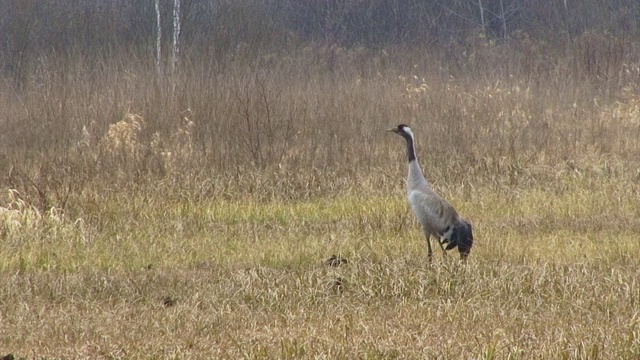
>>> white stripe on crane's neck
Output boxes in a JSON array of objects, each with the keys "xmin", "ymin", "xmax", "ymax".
[
  {"xmin": 403, "ymin": 127, "xmax": 417, "ymax": 163},
  {"xmin": 402, "ymin": 126, "xmax": 430, "ymax": 192},
  {"xmin": 403, "ymin": 126, "xmax": 414, "ymax": 139}
]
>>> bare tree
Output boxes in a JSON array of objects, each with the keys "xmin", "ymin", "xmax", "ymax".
[
  {"xmin": 438, "ymin": 0, "xmax": 523, "ymax": 40},
  {"xmin": 495, "ymin": 0, "xmax": 523, "ymax": 39},
  {"xmin": 499, "ymin": 0, "xmax": 506, "ymax": 38},
  {"xmin": 171, "ymin": 0, "xmax": 181, "ymax": 75},
  {"xmin": 478, "ymin": 0, "xmax": 487, "ymax": 38},
  {"xmin": 155, "ymin": 0, "xmax": 162, "ymax": 76}
]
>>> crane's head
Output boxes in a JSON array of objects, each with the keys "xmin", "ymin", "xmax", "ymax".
[{"xmin": 387, "ymin": 124, "xmax": 414, "ymax": 141}]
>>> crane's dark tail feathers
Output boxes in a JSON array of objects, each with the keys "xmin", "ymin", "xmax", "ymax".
[{"xmin": 442, "ymin": 221, "xmax": 474, "ymax": 260}]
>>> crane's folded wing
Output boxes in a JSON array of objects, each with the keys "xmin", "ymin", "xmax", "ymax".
[{"xmin": 407, "ymin": 190, "xmax": 459, "ymax": 236}]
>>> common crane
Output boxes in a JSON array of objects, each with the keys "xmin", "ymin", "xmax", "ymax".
[{"xmin": 388, "ymin": 124, "xmax": 474, "ymax": 261}]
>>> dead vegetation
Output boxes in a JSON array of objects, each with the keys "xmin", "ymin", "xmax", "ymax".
[{"xmin": 1, "ymin": 16, "xmax": 640, "ymax": 359}]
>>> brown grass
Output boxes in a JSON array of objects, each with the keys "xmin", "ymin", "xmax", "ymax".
[
  {"xmin": 1, "ymin": 36, "xmax": 640, "ymax": 358},
  {"xmin": 2, "ymin": 258, "xmax": 639, "ymax": 358}
]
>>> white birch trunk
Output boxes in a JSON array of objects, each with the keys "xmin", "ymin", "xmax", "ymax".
[
  {"xmin": 478, "ymin": 0, "xmax": 486, "ymax": 38},
  {"xmin": 171, "ymin": 0, "xmax": 181, "ymax": 75},
  {"xmin": 155, "ymin": 0, "xmax": 162, "ymax": 76}
]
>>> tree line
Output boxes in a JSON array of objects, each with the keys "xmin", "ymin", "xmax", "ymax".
[{"xmin": 1, "ymin": 0, "xmax": 638, "ymax": 80}]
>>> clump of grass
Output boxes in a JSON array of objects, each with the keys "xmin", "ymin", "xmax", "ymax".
[{"xmin": 0, "ymin": 188, "xmax": 92, "ymax": 272}]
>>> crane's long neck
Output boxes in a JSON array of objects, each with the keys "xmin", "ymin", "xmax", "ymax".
[
  {"xmin": 404, "ymin": 132, "xmax": 430, "ymax": 192},
  {"xmin": 405, "ymin": 134, "xmax": 417, "ymax": 163}
]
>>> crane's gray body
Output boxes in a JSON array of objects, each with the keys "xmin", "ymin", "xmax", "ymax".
[{"xmin": 390, "ymin": 124, "xmax": 473, "ymax": 260}]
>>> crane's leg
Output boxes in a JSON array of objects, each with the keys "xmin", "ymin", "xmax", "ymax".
[{"xmin": 425, "ymin": 235, "xmax": 433, "ymax": 261}]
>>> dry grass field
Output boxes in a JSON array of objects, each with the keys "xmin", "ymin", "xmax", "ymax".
[{"xmin": 1, "ymin": 36, "xmax": 640, "ymax": 358}]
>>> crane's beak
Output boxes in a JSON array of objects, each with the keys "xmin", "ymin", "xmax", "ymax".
[{"xmin": 386, "ymin": 127, "xmax": 398, "ymax": 133}]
